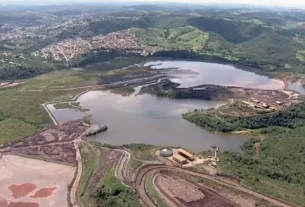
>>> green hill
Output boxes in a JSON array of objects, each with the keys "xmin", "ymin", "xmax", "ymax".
[
  {"xmin": 133, "ymin": 26, "xmax": 209, "ymax": 51},
  {"xmin": 189, "ymin": 17, "xmax": 267, "ymax": 43}
]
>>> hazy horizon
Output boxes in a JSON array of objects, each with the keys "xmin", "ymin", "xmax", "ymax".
[{"xmin": 1, "ymin": 0, "xmax": 305, "ymax": 9}]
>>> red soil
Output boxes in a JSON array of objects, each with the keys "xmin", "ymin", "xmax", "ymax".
[
  {"xmin": 30, "ymin": 187, "xmax": 56, "ymax": 198},
  {"xmin": 8, "ymin": 202, "xmax": 39, "ymax": 207},
  {"xmin": 0, "ymin": 199, "xmax": 39, "ymax": 207},
  {"xmin": 8, "ymin": 183, "xmax": 37, "ymax": 199}
]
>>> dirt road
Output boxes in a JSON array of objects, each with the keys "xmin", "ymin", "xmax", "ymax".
[
  {"xmin": 94, "ymin": 146, "xmax": 294, "ymax": 207},
  {"xmin": 133, "ymin": 165, "xmax": 295, "ymax": 207},
  {"xmin": 70, "ymin": 141, "xmax": 81, "ymax": 207}
]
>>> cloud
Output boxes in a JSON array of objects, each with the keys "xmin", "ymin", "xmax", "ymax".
[{"xmin": 1, "ymin": 0, "xmax": 305, "ymax": 8}]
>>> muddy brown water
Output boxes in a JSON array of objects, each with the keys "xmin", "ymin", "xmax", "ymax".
[
  {"xmin": 48, "ymin": 61, "xmax": 288, "ymax": 152},
  {"xmin": 144, "ymin": 61, "xmax": 284, "ymax": 89},
  {"xmin": 48, "ymin": 91, "xmax": 248, "ymax": 152},
  {"xmin": 288, "ymin": 81, "xmax": 305, "ymax": 95},
  {"xmin": 8, "ymin": 183, "xmax": 36, "ymax": 199},
  {"xmin": 30, "ymin": 187, "xmax": 56, "ymax": 198}
]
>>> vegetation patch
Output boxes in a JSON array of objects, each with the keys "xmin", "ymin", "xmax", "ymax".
[
  {"xmin": 129, "ymin": 159, "xmax": 143, "ymax": 172},
  {"xmin": 183, "ymin": 101, "xmax": 305, "ymax": 133},
  {"xmin": 95, "ymin": 165, "xmax": 141, "ymax": 207},
  {"xmin": 78, "ymin": 142, "xmax": 104, "ymax": 206},
  {"xmin": 0, "ymin": 71, "xmax": 100, "ymax": 144},
  {"xmin": 0, "ymin": 118, "xmax": 37, "ymax": 145},
  {"xmin": 189, "ymin": 17, "xmax": 266, "ymax": 43},
  {"xmin": 220, "ymin": 129, "xmax": 305, "ymax": 207},
  {"xmin": 110, "ymin": 87, "xmax": 135, "ymax": 96},
  {"xmin": 126, "ymin": 144, "xmax": 158, "ymax": 161},
  {"xmin": 133, "ymin": 26, "xmax": 209, "ymax": 51},
  {"xmin": 145, "ymin": 175, "xmax": 168, "ymax": 207},
  {"xmin": 296, "ymin": 50, "xmax": 305, "ymax": 63},
  {"xmin": 53, "ymin": 102, "xmax": 89, "ymax": 112},
  {"xmin": 184, "ymin": 101, "xmax": 305, "ymax": 206}
]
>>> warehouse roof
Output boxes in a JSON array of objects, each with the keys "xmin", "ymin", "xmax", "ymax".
[
  {"xmin": 173, "ymin": 154, "xmax": 187, "ymax": 162},
  {"xmin": 177, "ymin": 148, "xmax": 194, "ymax": 158}
]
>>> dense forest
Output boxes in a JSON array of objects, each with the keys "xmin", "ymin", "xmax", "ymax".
[
  {"xmin": 71, "ymin": 49, "xmax": 136, "ymax": 67},
  {"xmin": 221, "ymin": 126, "xmax": 305, "ymax": 206},
  {"xmin": 188, "ymin": 16, "xmax": 266, "ymax": 43},
  {"xmin": 0, "ymin": 65, "xmax": 53, "ymax": 80}
]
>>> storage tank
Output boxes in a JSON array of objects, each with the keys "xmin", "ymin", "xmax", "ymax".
[{"xmin": 160, "ymin": 148, "xmax": 173, "ymax": 157}]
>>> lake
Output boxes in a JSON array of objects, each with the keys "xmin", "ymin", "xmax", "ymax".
[
  {"xmin": 144, "ymin": 61, "xmax": 284, "ymax": 89},
  {"xmin": 288, "ymin": 81, "xmax": 305, "ymax": 95},
  {"xmin": 47, "ymin": 61, "xmax": 286, "ymax": 152},
  {"xmin": 48, "ymin": 91, "xmax": 248, "ymax": 152}
]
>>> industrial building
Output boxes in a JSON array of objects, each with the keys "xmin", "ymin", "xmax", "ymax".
[
  {"xmin": 177, "ymin": 148, "xmax": 195, "ymax": 161},
  {"xmin": 173, "ymin": 154, "xmax": 187, "ymax": 165},
  {"xmin": 159, "ymin": 148, "xmax": 173, "ymax": 157}
]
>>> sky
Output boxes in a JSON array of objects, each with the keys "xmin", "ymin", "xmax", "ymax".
[{"xmin": 1, "ymin": 0, "xmax": 305, "ymax": 8}]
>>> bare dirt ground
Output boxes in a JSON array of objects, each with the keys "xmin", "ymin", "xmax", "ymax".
[
  {"xmin": 0, "ymin": 119, "xmax": 90, "ymax": 165},
  {"xmin": 0, "ymin": 119, "xmax": 95, "ymax": 207},
  {"xmin": 134, "ymin": 164, "xmax": 293, "ymax": 207},
  {"xmin": 154, "ymin": 172, "xmax": 237, "ymax": 207},
  {"xmin": 156, "ymin": 174, "xmax": 205, "ymax": 203},
  {"xmin": 0, "ymin": 155, "xmax": 75, "ymax": 207}
]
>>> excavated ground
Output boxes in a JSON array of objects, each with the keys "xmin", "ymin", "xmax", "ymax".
[
  {"xmin": 0, "ymin": 119, "xmax": 90, "ymax": 165},
  {"xmin": 153, "ymin": 171, "xmax": 238, "ymax": 207}
]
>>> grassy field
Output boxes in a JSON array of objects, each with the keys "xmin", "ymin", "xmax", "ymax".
[
  {"xmin": 0, "ymin": 70, "xmax": 101, "ymax": 144},
  {"xmin": 133, "ymin": 26, "xmax": 209, "ymax": 51},
  {"xmin": 130, "ymin": 13, "xmax": 305, "ymax": 73},
  {"xmin": 145, "ymin": 175, "xmax": 169, "ymax": 207},
  {"xmin": 129, "ymin": 159, "xmax": 143, "ymax": 172},
  {"xmin": 127, "ymin": 144, "xmax": 158, "ymax": 161},
  {"xmin": 0, "ymin": 64, "xmax": 153, "ymax": 145}
]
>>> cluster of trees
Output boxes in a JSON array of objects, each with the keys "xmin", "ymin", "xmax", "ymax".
[
  {"xmin": 95, "ymin": 185, "xmax": 141, "ymax": 207},
  {"xmin": 72, "ymin": 49, "xmax": 133, "ymax": 68},
  {"xmin": 221, "ymin": 126, "xmax": 305, "ymax": 206},
  {"xmin": 0, "ymin": 65, "xmax": 53, "ymax": 80},
  {"xmin": 186, "ymin": 101, "xmax": 305, "ymax": 205},
  {"xmin": 184, "ymin": 101, "xmax": 305, "ymax": 132}
]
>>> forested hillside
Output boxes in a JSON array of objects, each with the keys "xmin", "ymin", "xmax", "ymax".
[
  {"xmin": 184, "ymin": 101, "xmax": 305, "ymax": 206},
  {"xmin": 183, "ymin": 101, "xmax": 305, "ymax": 132},
  {"xmin": 221, "ymin": 126, "xmax": 305, "ymax": 206}
]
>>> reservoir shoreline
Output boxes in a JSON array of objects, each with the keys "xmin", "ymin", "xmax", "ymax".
[{"xmin": 43, "ymin": 60, "xmax": 302, "ymax": 153}]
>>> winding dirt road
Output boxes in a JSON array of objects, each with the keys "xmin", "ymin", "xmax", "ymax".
[
  {"xmin": 103, "ymin": 148, "xmax": 294, "ymax": 207},
  {"xmin": 132, "ymin": 164, "xmax": 295, "ymax": 207},
  {"xmin": 70, "ymin": 141, "xmax": 81, "ymax": 207},
  {"xmin": 70, "ymin": 145, "xmax": 295, "ymax": 207}
]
